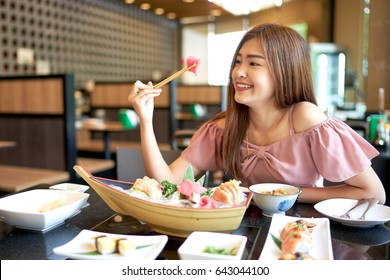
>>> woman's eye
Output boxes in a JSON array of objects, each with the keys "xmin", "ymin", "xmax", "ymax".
[
  {"xmin": 233, "ymin": 59, "xmax": 241, "ymax": 65},
  {"xmin": 250, "ymin": 61, "xmax": 261, "ymax": 66}
]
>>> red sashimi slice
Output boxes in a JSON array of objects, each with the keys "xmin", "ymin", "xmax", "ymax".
[
  {"xmin": 199, "ymin": 196, "xmax": 218, "ymax": 209},
  {"xmin": 178, "ymin": 179, "xmax": 207, "ymax": 197},
  {"xmin": 186, "ymin": 56, "xmax": 200, "ymax": 75},
  {"xmin": 153, "ymin": 56, "xmax": 200, "ymax": 89}
]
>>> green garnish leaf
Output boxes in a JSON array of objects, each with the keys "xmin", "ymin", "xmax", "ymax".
[
  {"xmin": 196, "ymin": 174, "xmax": 205, "ymax": 186},
  {"xmin": 183, "ymin": 164, "xmax": 195, "ymax": 182},
  {"xmin": 201, "ymin": 187, "xmax": 213, "ymax": 197},
  {"xmin": 271, "ymin": 233, "xmax": 282, "ymax": 249},
  {"xmin": 75, "ymin": 250, "xmax": 101, "ymax": 256},
  {"xmin": 136, "ymin": 244, "xmax": 154, "ymax": 249},
  {"xmin": 161, "ymin": 180, "xmax": 177, "ymax": 197}
]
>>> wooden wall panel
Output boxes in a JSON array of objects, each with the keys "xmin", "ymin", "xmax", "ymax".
[
  {"xmin": 0, "ymin": 74, "xmax": 77, "ymax": 179},
  {"xmin": 366, "ymin": 0, "xmax": 390, "ymax": 111},
  {"xmin": 176, "ymin": 86, "xmax": 224, "ymax": 105},
  {"xmin": 0, "ymin": 78, "xmax": 63, "ymax": 114},
  {"xmin": 91, "ymin": 83, "xmax": 170, "ymax": 108},
  {"xmin": 0, "ymin": 117, "xmax": 66, "ymax": 170}
]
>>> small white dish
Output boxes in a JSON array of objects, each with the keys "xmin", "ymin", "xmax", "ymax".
[
  {"xmin": 259, "ymin": 214, "xmax": 333, "ymax": 260},
  {"xmin": 50, "ymin": 183, "xmax": 89, "ymax": 193},
  {"xmin": 314, "ymin": 198, "xmax": 390, "ymax": 228},
  {"xmin": 0, "ymin": 189, "xmax": 89, "ymax": 231},
  {"xmin": 178, "ymin": 231, "xmax": 247, "ymax": 260},
  {"xmin": 53, "ymin": 230, "xmax": 168, "ymax": 260}
]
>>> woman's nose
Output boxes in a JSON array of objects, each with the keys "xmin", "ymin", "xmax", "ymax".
[{"xmin": 235, "ymin": 64, "xmax": 247, "ymax": 78}]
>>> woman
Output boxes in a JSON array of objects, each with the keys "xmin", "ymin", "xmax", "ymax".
[{"xmin": 129, "ymin": 23, "xmax": 386, "ymax": 204}]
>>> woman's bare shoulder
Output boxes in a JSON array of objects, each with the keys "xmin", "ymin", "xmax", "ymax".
[
  {"xmin": 212, "ymin": 117, "xmax": 225, "ymax": 129},
  {"xmin": 292, "ymin": 102, "xmax": 328, "ymax": 133}
]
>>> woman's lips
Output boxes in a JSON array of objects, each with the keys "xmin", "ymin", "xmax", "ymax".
[{"xmin": 235, "ymin": 82, "xmax": 253, "ymax": 91}]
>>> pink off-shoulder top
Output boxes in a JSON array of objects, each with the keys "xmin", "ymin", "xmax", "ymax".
[{"xmin": 181, "ymin": 106, "xmax": 379, "ymax": 188}]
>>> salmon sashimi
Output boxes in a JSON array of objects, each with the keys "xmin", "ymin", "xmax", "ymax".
[
  {"xmin": 279, "ymin": 219, "xmax": 316, "ymax": 260},
  {"xmin": 212, "ymin": 188, "xmax": 234, "ymax": 205},
  {"xmin": 212, "ymin": 179, "xmax": 243, "ymax": 206},
  {"xmin": 132, "ymin": 176, "xmax": 162, "ymax": 199}
]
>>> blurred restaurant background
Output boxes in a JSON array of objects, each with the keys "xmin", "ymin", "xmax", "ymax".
[{"xmin": 0, "ymin": 0, "xmax": 389, "ymax": 195}]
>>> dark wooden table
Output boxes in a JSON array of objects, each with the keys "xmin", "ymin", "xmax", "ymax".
[{"xmin": 0, "ymin": 184, "xmax": 389, "ymax": 260}]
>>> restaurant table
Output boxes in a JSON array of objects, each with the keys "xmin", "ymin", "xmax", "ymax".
[
  {"xmin": 77, "ymin": 121, "xmax": 134, "ymax": 159},
  {"xmin": 0, "ymin": 184, "xmax": 389, "ymax": 260}
]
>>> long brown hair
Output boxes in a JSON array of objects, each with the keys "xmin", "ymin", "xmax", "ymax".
[{"xmin": 209, "ymin": 23, "xmax": 317, "ymax": 180}]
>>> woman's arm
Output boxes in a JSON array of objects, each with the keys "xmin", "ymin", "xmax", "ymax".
[
  {"xmin": 128, "ymin": 81, "xmax": 199, "ymax": 184},
  {"xmin": 293, "ymin": 102, "xmax": 386, "ymax": 204},
  {"xmin": 299, "ymin": 166, "xmax": 386, "ymax": 204}
]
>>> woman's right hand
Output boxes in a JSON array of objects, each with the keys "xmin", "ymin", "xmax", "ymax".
[{"xmin": 128, "ymin": 80, "xmax": 162, "ymax": 125}]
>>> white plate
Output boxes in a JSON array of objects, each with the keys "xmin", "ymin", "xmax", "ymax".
[
  {"xmin": 49, "ymin": 183, "xmax": 89, "ymax": 193},
  {"xmin": 259, "ymin": 214, "xmax": 333, "ymax": 260},
  {"xmin": 314, "ymin": 198, "xmax": 390, "ymax": 228},
  {"xmin": 53, "ymin": 230, "xmax": 168, "ymax": 260},
  {"xmin": 0, "ymin": 190, "xmax": 89, "ymax": 231},
  {"xmin": 178, "ymin": 231, "xmax": 247, "ymax": 260}
]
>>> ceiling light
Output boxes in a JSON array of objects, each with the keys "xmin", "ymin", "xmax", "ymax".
[
  {"xmin": 154, "ymin": 8, "xmax": 165, "ymax": 15},
  {"xmin": 140, "ymin": 3, "xmax": 151, "ymax": 10},
  {"xmin": 210, "ymin": 9, "xmax": 222, "ymax": 16},
  {"xmin": 124, "ymin": 0, "xmax": 135, "ymax": 4},
  {"xmin": 274, "ymin": 0, "xmax": 283, "ymax": 7},
  {"xmin": 208, "ymin": 0, "xmax": 283, "ymax": 16},
  {"xmin": 166, "ymin": 12, "xmax": 177, "ymax": 19},
  {"xmin": 183, "ymin": 0, "xmax": 195, "ymax": 3}
]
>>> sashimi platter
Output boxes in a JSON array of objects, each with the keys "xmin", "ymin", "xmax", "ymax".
[
  {"xmin": 118, "ymin": 170, "xmax": 247, "ymax": 209},
  {"xmin": 74, "ymin": 165, "xmax": 253, "ymax": 238}
]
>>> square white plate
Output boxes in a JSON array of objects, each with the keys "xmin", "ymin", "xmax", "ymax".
[
  {"xmin": 49, "ymin": 183, "xmax": 89, "ymax": 193},
  {"xmin": 178, "ymin": 231, "xmax": 247, "ymax": 260},
  {"xmin": 0, "ymin": 189, "xmax": 89, "ymax": 231},
  {"xmin": 314, "ymin": 198, "xmax": 390, "ymax": 228},
  {"xmin": 53, "ymin": 230, "xmax": 168, "ymax": 260},
  {"xmin": 259, "ymin": 214, "xmax": 333, "ymax": 260}
]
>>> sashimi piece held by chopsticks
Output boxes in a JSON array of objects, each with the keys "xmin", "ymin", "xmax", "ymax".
[{"xmin": 154, "ymin": 56, "xmax": 200, "ymax": 89}]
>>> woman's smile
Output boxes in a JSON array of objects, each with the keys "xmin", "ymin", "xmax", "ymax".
[{"xmin": 234, "ymin": 82, "xmax": 254, "ymax": 91}]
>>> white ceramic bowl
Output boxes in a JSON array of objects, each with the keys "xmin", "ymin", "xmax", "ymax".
[
  {"xmin": 249, "ymin": 183, "xmax": 301, "ymax": 217},
  {"xmin": 49, "ymin": 183, "xmax": 89, "ymax": 193},
  {"xmin": 178, "ymin": 231, "xmax": 247, "ymax": 260},
  {"xmin": 0, "ymin": 189, "xmax": 89, "ymax": 231}
]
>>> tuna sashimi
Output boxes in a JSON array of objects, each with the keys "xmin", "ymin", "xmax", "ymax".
[
  {"xmin": 186, "ymin": 56, "xmax": 201, "ymax": 75},
  {"xmin": 178, "ymin": 179, "xmax": 207, "ymax": 197},
  {"xmin": 154, "ymin": 55, "xmax": 200, "ymax": 89},
  {"xmin": 198, "ymin": 196, "xmax": 218, "ymax": 209}
]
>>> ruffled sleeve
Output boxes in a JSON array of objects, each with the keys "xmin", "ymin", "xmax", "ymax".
[
  {"xmin": 307, "ymin": 118, "xmax": 379, "ymax": 182},
  {"xmin": 181, "ymin": 122, "xmax": 224, "ymax": 171}
]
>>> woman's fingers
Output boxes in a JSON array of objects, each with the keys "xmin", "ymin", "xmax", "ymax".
[{"xmin": 129, "ymin": 81, "xmax": 161, "ymax": 103}]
